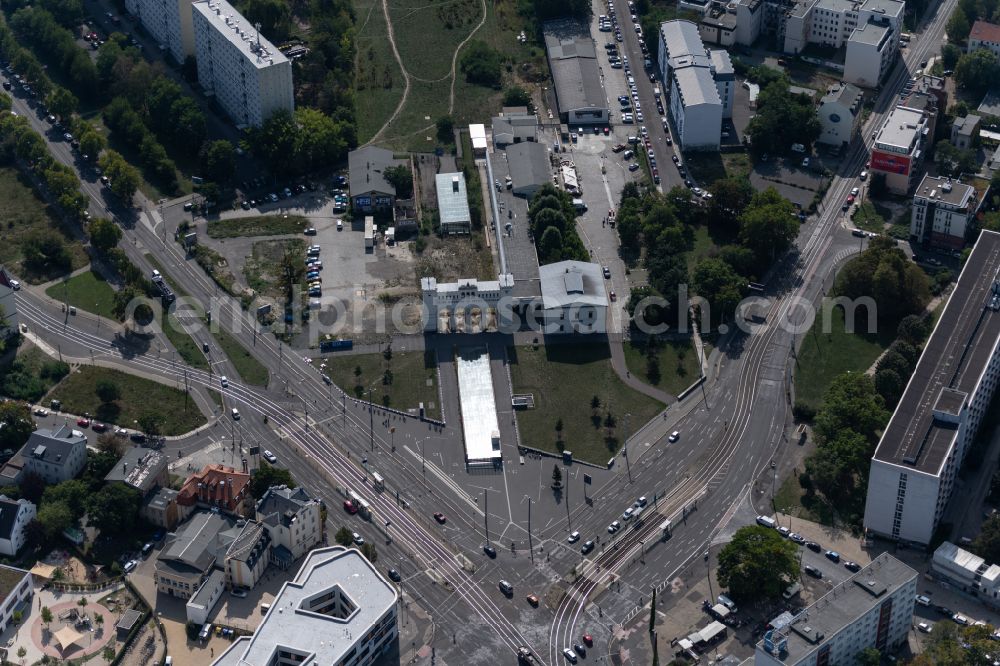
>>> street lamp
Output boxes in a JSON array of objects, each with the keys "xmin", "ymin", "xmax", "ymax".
[{"xmin": 623, "ymin": 413, "xmax": 633, "ymax": 483}]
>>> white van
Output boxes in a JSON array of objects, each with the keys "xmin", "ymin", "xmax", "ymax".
[
  {"xmin": 756, "ymin": 515, "xmax": 777, "ymax": 529},
  {"xmin": 572, "ymin": 199, "xmax": 587, "ymax": 212}
]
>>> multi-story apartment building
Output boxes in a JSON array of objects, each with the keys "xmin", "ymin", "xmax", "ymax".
[
  {"xmin": 863, "ymin": 231, "xmax": 1000, "ymax": 546},
  {"xmin": 191, "ymin": 0, "xmax": 294, "ymax": 128},
  {"xmin": 969, "ymin": 20, "xmax": 1000, "ymax": 57},
  {"xmin": 0, "ymin": 496, "xmax": 35, "ymax": 557},
  {"xmin": 255, "ymin": 484, "xmax": 324, "ymax": 568},
  {"xmin": 911, "ymin": 175, "xmax": 983, "ymax": 250},
  {"xmin": 658, "ymin": 20, "xmax": 733, "ymax": 151},
  {"xmin": 17, "ymin": 426, "xmax": 87, "ymax": 485},
  {"xmin": 124, "ymin": 0, "xmax": 196, "ymax": 63},
  {"xmin": 755, "ymin": 554, "xmax": 916, "ymax": 665},
  {"xmin": 213, "ymin": 546, "xmax": 399, "ymax": 666},
  {"xmin": 869, "ymin": 104, "xmax": 930, "ymax": 195},
  {"xmin": 817, "ymin": 81, "xmax": 863, "ymax": 146}
]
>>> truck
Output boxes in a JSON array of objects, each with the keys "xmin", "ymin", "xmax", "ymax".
[
  {"xmin": 653, "ymin": 86, "xmax": 661, "ymax": 99},
  {"xmin": 660, "ymin": 518, "xmax": 672, "ymax": 539},
  {"xmin": 364, "ymin": 215, "xmax": 375, "ymax": 249}
]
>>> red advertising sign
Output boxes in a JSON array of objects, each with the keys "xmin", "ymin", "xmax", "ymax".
[{"xmin": 870, "ymin": 150, "xmax": 911, "ymax": 176}]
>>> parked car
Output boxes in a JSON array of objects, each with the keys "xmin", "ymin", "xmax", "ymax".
[
  {"xmin": 123, "ymin": 560, "xmax": 138, "ymax": 573},
  {"xmin": 568, "ymin": 531, "xmax": 580, "ymax": 543},
  {"xmin": 805, "ymin": 541, "xmax": 821, "ymax": 553},
  {"xmin": 387, "ymin": 568, "xmax": 402, "ymax": 582},
  {"xmin": 804, "ymin": 565, "xmax": 822, "ymax": 578},
  {"xmin": 581, "ymin": 540, "xmax": 595, "ymax": 555},
  {"xmin": 433, "ymin": 512, "xmax": 447, "ymax": 524},
  {"xmin": 526, "ymin": 594, "xmax": 540, "ymax": 606},
  {"xmin": 844, "ymin": 561, "xmax": 861, "ymax": 572},
  {"xmin": 825, "ymin": 550, "xmax": 840, "ymax": 563},
  {"xmin": 499, "ymin": 580, "xmax": 514, "ymax": 596},
  {"xmin": 563, "ymin": 648, "xmax": 579, "ymax": 664},
  {"xmin": 231, "ymin": 588, "xmax": 248, "ymax": 598},
  {"xmin": 351, "ymin": 532, "xmax": 364, "ymax": 546},
  {"xmin": 608, "ymin": 521, "xmax": 621, "ymax": 533},
  {"xmin": 263, "ymin": 450, "xmax": 277, "ymax": 463}
]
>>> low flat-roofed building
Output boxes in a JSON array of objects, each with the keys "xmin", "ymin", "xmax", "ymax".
[
  {"xmin": 435, "ymin": 173, "xmax": 472, "ymax": 235},
  {"xmin": 538, "ymin": 261, "xmax": 608, "ymax": 334},
  {"xmin": 543, "ymin": 20, "xmax": 609, "ymax": 125},
  {"xmin": 932, "ymin": 541, "xmax": 1000, "ymax": 608},
  {"xmin": 105, "ymin": 447, "xmax": 168, "ymax": 495},
  {"xmin": 491, "ymin": 107, "xmax": 538, "ymax": 146},
  {"xmin": 0, "ymin": 565, "xmax": 31, "ymax": 635},
  {"xmin": 212, "ymin": 546, "xmax": 399, "ymax": 666},
  {"xmin": 469, "ymin": 123, "xmax": 487, "ymax": 155},
  {"xmin": 186, "ymin": 568, "xmax": 225, "ymax": 625},
  {"xmin": 911, "ymin": 174, "xmax": 983, "ymax": 250},
  {"xmin": 864, "ymin": 230, "xmax": 1000, "ymax": 545},
  {"xmin": 755, "ymin": 554, "xmax": 916, "ymax": 665},
  {"xmin": 348, "ymin": 146, "xmax": 406, "ymax": 213},
  {"xmin": 505, "ymin": 142, "xmax": 550, "ymax": 198}
]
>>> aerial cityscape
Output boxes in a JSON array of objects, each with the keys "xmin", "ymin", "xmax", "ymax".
[{"xmin": 1, "ymin": 0, "xmax": 1000, "ymax": 662}]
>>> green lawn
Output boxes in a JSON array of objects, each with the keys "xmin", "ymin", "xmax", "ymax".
[
  {"xmin": 207, "ymin": 215, "xmax": 308, "ymax": 239},
  {"xmin": 684, "ymin": 222, "xmax": 739, "ymax": 278},
  {"xmin": 773, "ymin": 474, "xmax": 837, "ymax": 526},
  {"xmin": 143, "ymin": 255, "xmax": 210, "ymax": 372},
  {"xmin": 49, "ymin": 366, "xmax": 207, "ymax": 435},
  {"xmin": 850, "ymin": 202, "xmax": 890, "ymax": 233},
  {"xmin": 622, "ymin": 338, "xmax": 701, "ymax": 396},
  {"xmin": 324, "ymin": 349, "xmax": 440, "ymax": 420},
  {"xmin": 44, "ymin": 270, "xmax": 117, "ymax": 320},
  {"xmin": 0, "ymin": 167, "xmax": 88, "ymax": 284},
  {"xmin": 212, "ymin": 326, "xmax": 269, "ymax": 386},
  {"xmin": 793, "ymin": 305, "xmax": 894, "ymax": 411},
  {"xmin": 353, "ymin": 0, "xmax": 406, "ymax": 143},
  {"xmin": 508, "ymin": 343, "xmax": 665, "ymax": 463}
]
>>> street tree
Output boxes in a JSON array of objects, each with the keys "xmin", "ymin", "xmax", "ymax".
[
  {"xmin": 360, "ymin": 542, "xmax": 378, "ymax": 563},
  {"xmin": 335, "ymin": 526, "xmax": 353, "ymax": 547},
  {"xmin": 738, "ymin": 189, "xmax": 799, "ymax": 267},
  {"xmin": 552, "ymin": 464, "xmax": 562, "ymax": 485},
  {"xmin": 692, "ymin": 258, "xmax": 745, "ymax": 324},
  {"xmin": 955, "ymin": 48, "xmax": 1000, "ymax": 91},
  {"xmin": 717, "ymin": 526, "xmax": 799, "ymax": 601},
  {"xmin": 45, "ymin": 87, "xmax": 78, "ymax": 119},
  {"xmin": 249, "ymin": 462, "xmax": 296, "ymax": 498},
  {"xmin": 33, "ymin": 500, "xmax": 73, "ymax": 542},
  {"xmin": 137, "ymin": 412, "xmax": 162, "ymax": 438},
  {"xmin": 87, "ymin": 218, "xmax": 122, "ymax": 254},
  {"xmin": 86, "ymin": 484, "xmax": 141, "ymax": 534},
  {"xmin": 200, "ymin": 140, "xmax": 236, "ymax": 184},
  {"xmin": 857, "ymin": 648, "xmax": 881, "ymax": 666},
  {"xmin": 813, "ymin": 372, "xmax": 889, "ymax": 445},
  {"xmin": 41, "ymin": 606, "xmax": 52, "ymax": 628}
]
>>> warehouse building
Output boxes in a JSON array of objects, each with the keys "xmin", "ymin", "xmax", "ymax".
[
  {"xmin": 505, "ymin": 142, "xmax": 550, "ymax": 198},
  {"xmin": 543, "ymin": 21, "xmax": 609, "ymax": 125},
  {"xmin": 192, "ymin": 0, "xmax": 294, "ymax": 128},
  {"xmin": 863, "ymin": 230, "xmax": 1000, "ymax": 546}
]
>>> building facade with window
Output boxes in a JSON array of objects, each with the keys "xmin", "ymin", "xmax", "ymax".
[
  {"xmin": 191, "ymin": 0, "xmax": 293, "ymax": 128},
  {"xmin": 911, "ymin": 175, "xmax": 982, "ymax": 250},
  {"xmin": 125, "ymin": 0, "xmax": 196, "ymax": 63},
  {"xmin": 864, "ymin": 231, "xmax": 1000, "ymax": 545}
]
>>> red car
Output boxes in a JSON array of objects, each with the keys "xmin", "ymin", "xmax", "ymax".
[
  {"xmin": 91, "ymin": 422, "xmax": 107, "ymax": 433},
  {"xmin": 603, "ymin": 127, "xmax": 610, "ymax": 135},
  {"xmin": 343, "ymin": 500, "xmax": 358, "ymax": 514},
  {"xmin": 582, "ymin": 634, "xmax": 594, "ymax": 647},
  {"xmin": 76, "ymin": 417, "xmax": 90, "ymax": 428},
  {"xmin": 433, "ymin": 512, "xmax": 447, "ymax": 524}
]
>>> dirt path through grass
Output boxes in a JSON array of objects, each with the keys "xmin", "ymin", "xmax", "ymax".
[{"xmin": 368, "ymin": 0, "xmax": 487, "ymax": 143}]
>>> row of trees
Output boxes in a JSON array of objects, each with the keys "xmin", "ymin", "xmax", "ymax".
[
  {"xmin": 103, "ymin": 98, "xmax": 179, "ymax": 192},
  {"xmin": 528, "ymin": 183, "xmax": 589, "ymax": 264},
  {"xmin": 245, "ymin": 108, "xmax": 354, "ymax": 176},
  {"xmin": 8, "ymin": 7, "xmax": 99, "ymax": 100}
]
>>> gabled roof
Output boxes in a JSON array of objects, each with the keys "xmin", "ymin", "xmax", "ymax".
[
  {"xmin": 22, "ymin": 426, "xmax": 85, "ymax": 467},
  {"xmin": 256, "ymin": 485, "xmax": 317, "ymax": 528},
  {"xmin": 971, "ymin": 19, "xmax": 1000, "ymax": 44},
  {"xmin": 158, "ymin": 511, "xmax": 233, "ymax": 573},
  {"xmin": 348, "ymin": 146, "xmax": 405, "ymax": 198}
]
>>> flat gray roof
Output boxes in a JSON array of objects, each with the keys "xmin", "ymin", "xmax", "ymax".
[
  {"xmin": 435, "ymin": 173, "xmax": 472, "ymax": 226},
  {"xmin": 104, "ymin": 447, "xmax": 166, "ymax": 491},
  {"xmin": 543, "ymin": 20, "xmax": 608, "ymax": 115},
  {"xmin": 821, "ymin": 82, "xmax": 862, "ymax": 110},
  {"xmin": 758, "ymin": 554, "xmax": 916, "ymax": 662},
  {"xmin": 861, "ymin": 0, "xmax": 904, "ymax": 19},
  {"xmin": 506, "ymin": 142, "xmax": 550, "ymax": 192},
  {"xmin": 874, "ymin": 106, "xmax": 925, "ymax": 152},
  {"xmin": 913, "ymin": 175, "xmax": 975, "ymax": 208},
  {"xmin": 538, "ymin": 261, "xmax": 608, "ymax": 309},
  {"xmin": 192, "ymin": 0, "xmax": 288, "ymax": 70},
  {"xmin": 212, "ymin": 546, "xmax": 397, "ymax": 666},
  {"xmin": 873, "ymin": 230, "xmax": 1000, "ymax": 474},
  {"xmin": 456, "ymin": 347, "xmax": 502, "ymax": 462},
  {"xmin": 849, "ymin": 21, "xmax": 890, "ymax": 46},
  {"xmin": 660, "ymin": 21, "xmax": 722, "ymax": 108},
  {"xmin": 348, "ymin": 146, "xmax": 404, "ymax": 198}
]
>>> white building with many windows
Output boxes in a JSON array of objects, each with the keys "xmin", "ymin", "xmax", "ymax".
[
  {"xmin": 125, "ymin": 0, "xmax": 196, "ymax": 63},
  {"xmin": 755, "ymin": 554, "xmax": 916, "ymax": 666},
  {"xmin": 863, "ymin": 230, "xmax": 1000, "ymax": 546},
  {"xmin": 657, "ymin": 20, "xmax": 733, "ymax": 151},
  {"xmin": 212, "ymin": 546, "xmax": 398, "ymax": 666},
  {"xmin": 911, "ymin": 175, "xmax": 983, "ymax": 250},
  {"xmin": 191, "ymin": 0, "xmax": 294, "ymax": 128}
]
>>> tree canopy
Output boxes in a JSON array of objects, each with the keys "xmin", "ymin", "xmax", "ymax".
[
  {"xmin": 834, "ymin": 236, "xmax": 931, "ymax": 325},
  {"xmin": 746, "ymin": 78, "xmax": 821, "ymax": 154},
  {"xmin": 459, "ymin": 41, "xmax": 504, "ymax": 89},
  {"xmin": 717, "ymin": 526, "xmax": 800, "ymax": 601},
  {"xmin": 527, "ymin": 184, "xmax": 588, "ymax": 264},
  {"xmin": 250, "ymin": 462, "xmax": 296, "ymax": 498},
  {"xmin": 955, "ymin": 49, "xmax": 1000, "ymax": 91},
  {"xmin": 0, "ymin": 403, "xmax": 34, "ymax": 455},
  {"xmin": 86, "ymin": 484, "xmax": 141, "ymax": 534}
]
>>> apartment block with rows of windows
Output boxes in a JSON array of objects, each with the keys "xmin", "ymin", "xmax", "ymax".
[
  {"xmin": 863, "ymin": 230, "xmax": 1000, "ymax": 546},
  {"xmin": 191, "ymin": 0, "xmax": 293, "ymax": 128}
]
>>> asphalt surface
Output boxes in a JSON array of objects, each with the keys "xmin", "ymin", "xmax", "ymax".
[{"xmin": 4, "ymin": 0, "xmax": 961, "ymax": 662}]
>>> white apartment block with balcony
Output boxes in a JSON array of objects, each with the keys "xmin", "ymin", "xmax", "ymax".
[
  {"xmin": 125, "ymin": 0, "xmax": 196, "ymax": 63},
  {"xmin": 192, "ymin": 0, "xmax": 294, "ymax": 128},
  {"xmin": 863, "ymin": 231, "xmax": 1000, "ymax": 546}
]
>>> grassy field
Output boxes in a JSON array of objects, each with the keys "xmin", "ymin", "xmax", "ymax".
[
  {"xmin": 43, "ymin": 270, "xmax": 117, "ymax": 320},
  {"xmin": 355, "ymin": 0, "xmax": 539, "ymax": 148},
  {"xmin": 243, "ymin": 239, "xmax": 305, "ymax": 298},
  {"xmin": 207, "ymin": 215, "xmax": 308, "ymax": 239},
  {"xmin": 508, "ymin": 343, "xmax": 665, "ymax": 462},
  {"xmin": 324, "ymin": 349, "xmax": 440, "ymax": 419},
  {"xmin": 143, "ymin": 254, "xmax": 210, "ymax": 371},
  {"xmin": 0, "ymin": 344, "xmax": 70, "ymax": 402},
  {"xmin": 622, "ymin": 338, "xmax": 701, "ymax": 396},
  {"xmin": 793, "ymin": 305, "xmax": 894, "ymax": 411},
  {"xmin": 773, "ymin": 473, "xmax": 836, "ymax": 526},
  {"xmin": 0, "ymin": 168, "xmax": 88, "ymax": 284},
  {"xmin": 212, "ymin": 326, "xmax": 270, "ymax": 386},
  {"xmin": 49, "ymin": 366, "xmax": 207, "ymax": 435}
]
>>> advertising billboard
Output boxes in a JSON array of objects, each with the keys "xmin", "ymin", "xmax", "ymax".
[{"xmin": 870, "ymin": 150, "xmax": 911, "ymax": 176}]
